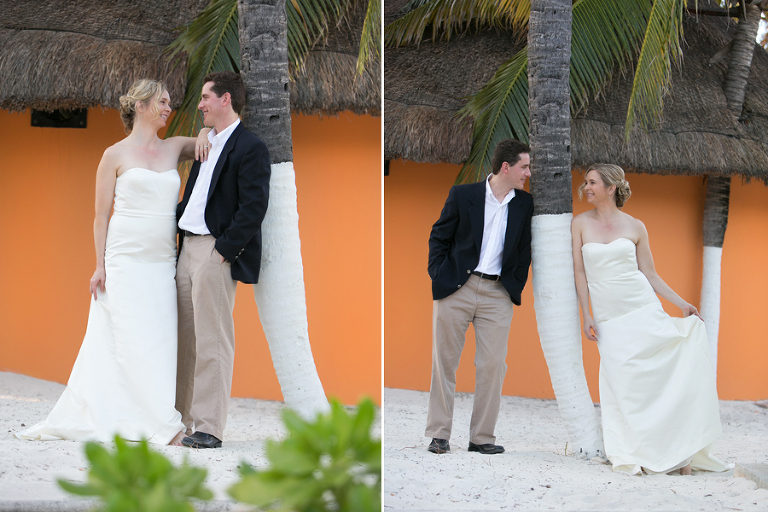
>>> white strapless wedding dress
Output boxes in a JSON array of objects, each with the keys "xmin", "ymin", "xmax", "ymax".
[
  {"xmin": 16, "ymin": 168, "xmax": 185, "ymax": 445},
  {"xmin": 582, "ymin": 238, "xmax": 729, "ymax": 474}
]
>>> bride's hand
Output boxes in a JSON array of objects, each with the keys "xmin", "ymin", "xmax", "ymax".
[
  {"xmin": 681, "ymin": 302, "xmax": 702, "ymax": 320},
  {"xmin": 90, "ymin": 267, "xmax": 106, "ymax": 301},
  {"xmin": 195, "ymin": 128, "xmax": 212, "ymax": 162},
  {"xmin": 583, "ymin": 316, "xmax": 598, "ymax": 341}
]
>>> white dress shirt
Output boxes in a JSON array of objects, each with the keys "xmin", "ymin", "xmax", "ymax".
[
  {"xmin": 178, "ymin": 118, "xmax": 241, "ymax": 234},
  {"xmin": 474, "ymin": 175, "xmax": 516, "ymax": 276}
]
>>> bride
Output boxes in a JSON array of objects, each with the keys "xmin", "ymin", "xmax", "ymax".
[
  {"xmin": 17, "ymin": 79, "xmax": 209, "ymax": 446},
  {"xmin": 571, "ymin": 164, "xmax": 729, "ymax": 475}
]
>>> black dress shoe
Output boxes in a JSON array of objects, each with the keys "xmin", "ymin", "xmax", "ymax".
[
  {"xmin": 428, "ymin": 438, "xmax": 450, "ymax": 454},
  {"xmin": 181, "ymin": 431, "xmax": 222, "ymax": 449},
  {"xmin": 468, "ymin": 441, "xmax": 504, "ymax": 454}
]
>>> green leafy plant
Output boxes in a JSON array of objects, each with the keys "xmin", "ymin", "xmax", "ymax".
[
  {"xmin": 58, "ymin": 435, "xmax": 213, "ymax": 512},
  {"xmin": 229, "ymin": 398, "xmax": 381, "ymax": 512}
]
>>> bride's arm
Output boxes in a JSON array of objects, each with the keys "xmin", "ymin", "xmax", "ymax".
[
  {"xmin": 572, "ymin": 217, "xmax": 598, "ymax": 341},
  {"xmin": 90, "ymin": 150, "xmax": 118, "ymax": 301},
  {"xmin": 635, "ymin": 221, "xmax": 701, "ymax": 319},
  {"xmin": 171, "ymin": 128, "xmax": 212, "ymax": 162}
]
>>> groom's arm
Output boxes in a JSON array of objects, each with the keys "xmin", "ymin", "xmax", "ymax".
[
  {"xmin": 428, "ymin": 186, "xmax": 460, "ymax": 280},
  {"xmin": 214, "ymin": 138, "xmax": 271, "ymax": 262},
  {"xmin": 513, "ymin": 196, "xmax": 534, "ymax": 290}
]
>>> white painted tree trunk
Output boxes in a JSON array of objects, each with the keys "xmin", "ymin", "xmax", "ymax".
[
  {"xmin": 531, "ymin": 213, "xmax": 604, "ymax": 458},
  {"xmin": 700, "ymin": 246, "xmax": 722, "ymax": 377},
  {"xmin": 253, "ymin": 161, "xmax": 329, "ymax": 419}
]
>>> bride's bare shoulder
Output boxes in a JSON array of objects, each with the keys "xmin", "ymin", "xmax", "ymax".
[
  {"xmin": 571, "ymin": 211, "xmax": 595, "ymax": 240},
  {"xmin": 103, "ymin": 139, "xmax": 133, "ymax": 156},
  {"xmin": 572, "ymin": 210, "xmax": 595, "ymax": 224},
  {"xmin": 626, "ymin": 215, "xmax": 648, "ymax": 239},
  {"xmin": 96, "ymin": 141, "xmax": 133, "ymax": 174},
  {"xmin": 625, "ymin": 214, "xmax": 644, "ymax": 227}
]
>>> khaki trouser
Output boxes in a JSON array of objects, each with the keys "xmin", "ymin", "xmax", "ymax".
[
  {"xmin": 175, "ymin": 235, "xmax": 238, "ymax": 440},
  {"xmin": 425, "ymin": 274, "xmax": 514, "ymax": 445}
]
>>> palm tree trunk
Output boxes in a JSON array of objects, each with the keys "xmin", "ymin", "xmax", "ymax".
[
  {"xmin": 723, "ymin": 3, "xmax": 760, "ymax": 112},
  {"xmin": 701, "ymin": 2, "xmax": 759, "ymax": 377},
  {"xmin": 238, "ymin": 0, "xmax": 328, "ymax": 418},
  {"xmin": 528, "ymin": 0, "xmax": 603, "ymax": 458},
  {"xmin": 701, "ymin": 175, "xmax": 730, "ymax": 375}
]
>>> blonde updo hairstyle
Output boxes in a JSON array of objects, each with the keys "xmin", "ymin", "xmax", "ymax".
[
  {"xmin": 578, "ymin": 163, "xmax": 632, "ymax": 208},
  {"xmin": 119, "ymin": 79, "xmax": 167, "ymax": 134}
]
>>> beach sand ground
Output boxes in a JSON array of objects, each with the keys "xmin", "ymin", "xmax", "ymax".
[
  {"xmin": 0, "ymin": 371, "xmax": 377, "ymax": 510},
  {"xmin": 383, "ymin": 387, "xmax": 768, "ymax": 511},
  {"xmin": 3, "ymin": 372, "xmax": 765, "ymax": 511}
]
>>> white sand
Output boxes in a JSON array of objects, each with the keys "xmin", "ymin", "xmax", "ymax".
[
  {"xmin": 0, "ymin": 371, "xmax": 293, "ymax": 503},
  {"xmin": 3, "ymin": 372, "xmax": 765, "ymax": 510},
  {"xmin": 383, "ymin": 387, "xmax": 768, "ymax": 511}
]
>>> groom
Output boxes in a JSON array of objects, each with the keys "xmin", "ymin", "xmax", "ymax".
[
  {"xmin": 425, "ymin": 139, "xmax": 533, "ymax": 455},
  {"xmin": 175, "ymin": 71, "xmax": 271, "ymax": 449}
]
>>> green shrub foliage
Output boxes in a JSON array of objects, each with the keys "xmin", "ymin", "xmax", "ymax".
[
  {"xmin": 58, "ymin": 436, "xmax": 213, "ymax": 512},
  {"xmin": 229, "ymin": 398, "xmax": 381, "ymax": 512}
]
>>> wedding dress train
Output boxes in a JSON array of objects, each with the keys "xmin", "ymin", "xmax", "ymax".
[{"xmin": 16, "ymin": 168, "xmax": 184, "ymax": 444}]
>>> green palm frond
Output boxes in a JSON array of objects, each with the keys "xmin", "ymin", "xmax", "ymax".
[
  {"xmin": 455, "ymin": 0, "xmax": 688, "ymax": 183},
  {"xmin": 357, "ymin": 0, "xmax": 381, "ymax": 75},
  {"xmin": 397, "ymin": 0, "xmax": 434, "ymax": 16},
  {"xmin": 570, "ymin": 0, "xmax": 651, "ymax": 116},
  {"xmin": 456, "ymin": 47, "xmax": 529, "ymax": 183},
  {"xmin": 166, "ymin": 0, "xmax": 240, "ymax": 137},
  {"xmin": 384, "ymin": 0, "xmax": 531, "ymax": 47},
  {"xmin": 166, "ymin": 0, "xmax": 355, "ymax": 137},
  {"xmin": 287, "ymin": 0, "xmax": 351, "ymax": 70},
  {"xmin": 624, "ymin": 0, "xmax": 684, "ymax": 139},
  {"xmin": 456, "ymin": 0, "xmax": 652, "ymax": 183}
]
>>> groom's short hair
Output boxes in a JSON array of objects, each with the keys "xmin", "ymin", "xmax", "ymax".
[
  {"xmin": 491, "ymin": 139, "xmax": 530, "ymax": 175},
  {"xmin": 203, "ymin": 71, "xmax": 246, "ymax": 115}
]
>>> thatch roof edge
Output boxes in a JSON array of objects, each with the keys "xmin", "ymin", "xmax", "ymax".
[
  {"xmin": 0, "ymin": 0, "xmax": 380, "ymax": 117},
  {"xmin": 0, "ymin": 28, "xmax": 187, "ymax": 113},
  {"xmin": 384, "ymin": 99, "xmax": 469, "ymax": 163},
  {"xmin": 291, "ymin": 50, "xmax": 380, "ymax": 117},
  {"xmin": 572, "ymin": 119, "xmax": 768, "ymax": 180}
]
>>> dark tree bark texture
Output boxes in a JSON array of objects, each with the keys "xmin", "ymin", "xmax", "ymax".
[
  {"xmin": 723, "ymin": 3, "xmax": 760, "ymax": 113},
  {"xmin": 238, "ymin": 0, "xmax": 293, "ymax": 164},
  {"xmin": 702, "ymin": 175, "xmax": 731, "ymax": 248},
  {"xmin": 528, "ymin": 0, "xmax": 573, "ymax": 216},
  {"xmin": 703, "ymin": 2, "xmax": 760, "ymax": 249}
]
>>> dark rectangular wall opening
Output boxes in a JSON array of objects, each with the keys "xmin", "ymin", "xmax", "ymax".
[{"xmin": 31, "ymin": 109, "xmax": 87, "ymax": 128}]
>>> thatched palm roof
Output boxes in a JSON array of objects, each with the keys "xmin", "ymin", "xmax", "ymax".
[
  {"xmin": 0, "ymin": 0, "xmax": 380, "ymax": 116},
  {"xmin": 385, "ymin": 27, "xmax": 521, "ymax": 163},
  {"xmin": 293, "ymin": 0, "xmax": 380, "ymax": 116},
  {"xmin": 385, "ymin": 5, "xmax": 768, "ymax": 181},
  {"xmin": 0, "ymin": 0, "xmax": 205, "ymax": 112},
  {"xmin": 572, "ymin": 16, "xmax": 768, "ymax": 180}
]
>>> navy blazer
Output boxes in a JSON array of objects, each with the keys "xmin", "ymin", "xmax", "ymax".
[
  {"xmin": 177, "ymin": 123, "xmax": 271, "ymax": 284},
  {"xmin": 428, "ymin": 180, "xmax": 533, "ymax": 305}
]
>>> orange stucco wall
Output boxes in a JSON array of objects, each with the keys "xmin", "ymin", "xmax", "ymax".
[
  {"xmin": 384, "ymin": 159, "xmax": 768, "ymax": 401},
  {"xmin": 0, "ymin": 108, "xmax": 381, "ymax": 406}
]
